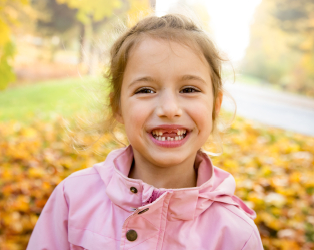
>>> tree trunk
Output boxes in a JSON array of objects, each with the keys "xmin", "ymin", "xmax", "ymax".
[{"xmin": 78, "ymin": 22, "xmax": 86, "ymax": 65}]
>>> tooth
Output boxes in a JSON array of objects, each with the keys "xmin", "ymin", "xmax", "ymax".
[
  {"xmin": 184, "ymin": 130, "xmax": 186, "ymax": 134},
  {"xmin": 179, "ymin": 136, "xmax": 182, "ymax": 140},
  {"xmin": 167, "ymin": 137, "xmax": 171, "ymax": 141},
  {"xmin": 171, "ymin": 138, "xmax": 173, "ymax": 141},
  {"xmin": 177, "ymin": 131, "xmax": 181, "ymax": 136},
  {"xmin": 175, "ymin": 136, "xmax": 178, "ymax": 141},
  {"xmin": 161, "ymin": 137, "xmax": 165, "ymax": 141},
  {"xmin": 159, "ymin": 131, "xmax": 162, "ymax": 136}
]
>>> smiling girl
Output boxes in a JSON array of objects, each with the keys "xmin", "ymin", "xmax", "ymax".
[{"xmin": 27, "ymin": 14, "xmax": 263, "ymax": 250}]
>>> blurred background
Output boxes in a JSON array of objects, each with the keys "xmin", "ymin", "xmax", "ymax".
[{"xmin": 0, "ymin": 0, "xmax": 314, "ymax": 249}]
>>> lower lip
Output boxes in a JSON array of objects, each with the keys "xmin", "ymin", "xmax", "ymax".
[{"xmin": 148, "ymin": 133, "xmax": 190, "ymax": 148}]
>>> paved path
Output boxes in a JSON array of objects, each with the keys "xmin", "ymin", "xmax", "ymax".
[{"xmin": 223, "ymin": 82, "xmax": 314, "ymax": 137}]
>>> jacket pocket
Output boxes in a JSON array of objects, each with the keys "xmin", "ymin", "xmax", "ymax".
[{"xmin": 68, "ymin": 226, "xmax": 119, "ymax": 250}]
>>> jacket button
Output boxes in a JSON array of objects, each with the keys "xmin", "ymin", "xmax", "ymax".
[
  {"xmin": 130, "ymin": 187, "xmax": 138, "ymax": 193},
  {"xmin": 126, "ymin": 229, "xmax": 138, "ymax": 241}
]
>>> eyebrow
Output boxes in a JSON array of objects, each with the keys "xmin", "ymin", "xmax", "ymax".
[
  {"xmin": 128, "ymin": 76, "xmax": 156, "ymax": 88},
  {"xmin": 181, "ymin": 74, "xmax": 207, "ymax": 84}
]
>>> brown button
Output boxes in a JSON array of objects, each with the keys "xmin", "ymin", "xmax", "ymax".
[
  {"xmin": 130, "ymin": 187, "xmax": 138, "ymax": 193},
  {"xmin": 138, "ymin": 208, "xmax": 149, "ymax": 214},
  {"xmin": 126, "ymin": 229, "xmax": 137, "ymax": 241}
]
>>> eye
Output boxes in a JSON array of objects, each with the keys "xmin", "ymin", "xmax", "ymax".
[
  {"xmin": 180, "ymin": 87, "xmax": 200, "ymax": 93},
  {"xmin": 135, "ymin": 88, "xmax": 155, "ymax": 94}
]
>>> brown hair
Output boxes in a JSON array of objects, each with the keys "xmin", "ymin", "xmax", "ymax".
[{"xmin": 106, "ymin": 14, "xmax": 226, "ymax": 137}]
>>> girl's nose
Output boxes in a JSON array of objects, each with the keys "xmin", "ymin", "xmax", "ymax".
[{"xmin": 156, "ymin": 90, "xmax": 183, "ymax": 119}]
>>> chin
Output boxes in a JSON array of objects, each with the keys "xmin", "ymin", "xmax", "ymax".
[{"xmin": 150, "ymin": 154, "xmax": 188, "ymax": 168}]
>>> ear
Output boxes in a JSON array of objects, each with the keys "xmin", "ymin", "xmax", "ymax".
[
  {"xmin": 215, "ymin": 91, "xmax": 223, "ymax": 115},
  {"xmin": 110, "ymin": 92, "xmax": 124, "ymax": 124}
]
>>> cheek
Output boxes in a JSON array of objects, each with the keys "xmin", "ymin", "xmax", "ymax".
[
  {"xmin": 122, "ymin": 101, "xmax": 150, "ymax": 135},
  {"xmin": 188, "ymin": 99, "xmax": 213, "ymax": 126}
]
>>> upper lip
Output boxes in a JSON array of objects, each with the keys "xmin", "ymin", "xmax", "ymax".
[{"xmin": 148, "ymin": 124, "xmax": 190, "ymax": 133}]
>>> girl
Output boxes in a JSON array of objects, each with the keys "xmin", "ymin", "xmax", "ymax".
[{"xmin": 27, "ymin": 14, "xmax": 263, "ymax": 250}]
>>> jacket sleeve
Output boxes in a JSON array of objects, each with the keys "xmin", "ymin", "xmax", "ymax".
[
  {"xmin": 27, "ymin": 180, "xmax": 70, "ymax": 250},
  {"xmin": 241, "ymin": 228, "xmax": 264, "ymax": 250}
]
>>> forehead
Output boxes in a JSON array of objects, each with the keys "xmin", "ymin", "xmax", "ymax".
[{"xmin": 126, "ymin": 36, "xmax": 211, "ymax": 74}]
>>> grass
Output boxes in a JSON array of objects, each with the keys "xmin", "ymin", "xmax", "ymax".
[{"xmin": 0, "ymin": 77, "xmax": 106, "ymax": 123}]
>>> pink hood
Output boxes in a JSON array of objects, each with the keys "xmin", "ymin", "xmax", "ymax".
[{"xmin": 97, "ymin": 145, "xmax": 256, "ymax": 221}]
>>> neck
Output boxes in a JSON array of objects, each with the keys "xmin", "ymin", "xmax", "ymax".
[{"xmin": 128, "ymin": 150, "xmax": 197, "ymax": 189}]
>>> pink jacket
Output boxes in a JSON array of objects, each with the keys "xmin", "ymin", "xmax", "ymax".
[{"xmin": 27, "ymin": 146, "xmax": 263, "ymax": 250}]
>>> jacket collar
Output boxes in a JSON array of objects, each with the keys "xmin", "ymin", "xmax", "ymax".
[{"xmin": 94, "ymin": 146, "xmax": 256, "ymax": 221}]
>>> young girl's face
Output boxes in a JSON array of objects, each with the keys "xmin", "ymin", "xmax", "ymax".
[{"xmin": 116, "ymin": 37, "xmax": 222, "ymax": 168}]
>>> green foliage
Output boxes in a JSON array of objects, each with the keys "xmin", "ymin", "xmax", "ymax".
[
  {"xmin": 0, "ymin": 0, "xmax": 29, "ymax": 90},
  {"xmin": 56, "ymin": 0, "xmax": 123, "ymax": 24},
  {"xmin": 241, "ymin": 0, "xmax": 314, "ymax": 96},
  {"xmin": 0, "ymin": 42, "xmax": 16, "ymax": 90}
]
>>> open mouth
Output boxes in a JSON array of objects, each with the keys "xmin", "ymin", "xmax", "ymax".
[{"xmin": 151, "ymin": 129, "xmax": 187, "ymax": 141}]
